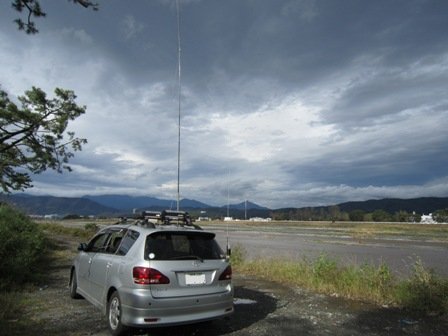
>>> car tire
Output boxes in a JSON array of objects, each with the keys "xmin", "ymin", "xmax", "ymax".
[
  {"xmin": 107, "ymin": 291, "xmax": 131, "ymax": 336},
  {"xmin": 69, "ymin": 269, "xmax": 82, "ymax": 299}
]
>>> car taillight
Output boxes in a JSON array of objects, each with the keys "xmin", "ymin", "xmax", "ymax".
[
  {"xmin": 219, "ymin": 265, "xmax": 232, "ymax": 280},
  {"xmin": 133, "ymin": 267, "xmax": 170, "ymax": 285}
]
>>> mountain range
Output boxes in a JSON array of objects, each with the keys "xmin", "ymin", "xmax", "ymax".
[
  {"xmin": 336, "ymin": 197, "xmax": 448, "ymax": 214},
  {"xmin": 1, "ymin": 193, "xmax": 447, "ymax": 218},
  {"xmin": 0, "ymin": 193, "xmax": 268, "ymax": 216},
  {"xmin": 83, "ymin": 194, "xmax": 211, "ymax": 211},
  {"xmin": 0, "ymin": 194, "xmax": 117, "ymax": 216}
]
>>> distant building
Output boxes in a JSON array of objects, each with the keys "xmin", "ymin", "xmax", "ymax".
[
  {"xmin": 249, "ymin": 217, "xmax": 272, "ymax": 222},
  {"xmin": 196, "ymin": 210, "xmax": 210, "ymax": 221},
  {"xmin": 420, "ymin": 213, "xmax": 436, "ymax": 224},
  {"xmin": 44, "ymin": 214, "xmax": 61, "ymax": 220},
  {"xmin": 223, "ymin": 217, "xmax": 233, "ymax": 221}
]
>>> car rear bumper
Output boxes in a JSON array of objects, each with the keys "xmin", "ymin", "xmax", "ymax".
[{"xmin": 119, "ymin": 286, "xmax": 234, "ymax": 328}]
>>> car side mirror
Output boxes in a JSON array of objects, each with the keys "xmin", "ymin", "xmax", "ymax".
[{"xmin": 77, "ymin": 243, "xmax": 88, "ymax": 251}]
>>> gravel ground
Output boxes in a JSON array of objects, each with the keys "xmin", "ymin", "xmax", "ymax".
[{"xmin": 4, "ymin": 235, "xmax": 447, "ymax": 336}]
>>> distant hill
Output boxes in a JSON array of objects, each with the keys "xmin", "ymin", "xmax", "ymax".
[
  {"xmin": 1, "ymin": 193, "xmax": 269, "ymax": 217},
  {"xmin": 84, "ymin": 194, "xmax": 268, "ymax": 212},
  {"xmin": 337, "ymin": 197, "xmax": 448, "ymax": 214},
  {"xmin": 83, "ymin": 194, "xmax": 173, "ymax": 210},
  {"xmin": 3, "ymin": 193, "xmax": 447, "ymax": 219},
  {"xmin": 83, "ymin": 195, "xmax": 211, "ymax": 211},
  {"xmin": 179, "ymin": 198, "xmax": 212, "ymax": 209},
  {"xmin": 224, "ymin": 201, "xmax": 270, "ymax": 210},
  {"xmin": 0, "ymin": 194, "xmax": 118, "ymax": 216},
  {"xmin": 272, "ymin": 197, "xmax": 448, "ymax": 221}
]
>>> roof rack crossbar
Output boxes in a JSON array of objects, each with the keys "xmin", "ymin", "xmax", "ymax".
[{"xmin": 134, "ymin": 210, "xmax": 201, "ymax": 229}]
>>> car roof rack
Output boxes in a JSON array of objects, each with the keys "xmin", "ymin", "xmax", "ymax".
[{"xmin": 134, "ymin": 210, "xmax": 202, "ymax": 229}]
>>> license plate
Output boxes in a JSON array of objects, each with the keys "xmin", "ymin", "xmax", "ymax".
[{"xmin": 185, "ymin": 273, "xmax": 206, "ymax": 285}]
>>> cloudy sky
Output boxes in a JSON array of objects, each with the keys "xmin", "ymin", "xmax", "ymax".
[{"xmin": 1, "ymin": 0, "xmax": 448, "ymax": 209}]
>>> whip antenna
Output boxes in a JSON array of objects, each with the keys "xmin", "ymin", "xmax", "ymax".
[{"xmin": 176, "ymin": 0, "xmax": 182, "ymax": 211}]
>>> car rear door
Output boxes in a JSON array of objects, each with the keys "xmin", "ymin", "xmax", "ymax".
[
  {"xmin": 77, "ymin": 231, "xmax": 110, "ymax": 299},
  {"xmin": 145, "ymin": 231, "xmax": 230, "ymax": 299},
  {"xmin": 88, "ymin": 229, "xmax": 127, "ymax": 306}
]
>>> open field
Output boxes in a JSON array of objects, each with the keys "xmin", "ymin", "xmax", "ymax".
[
  {"xmin": 201, "ymin": 220, "xmax": 448, "ymax": 278},
  {"xmin": 202, "ymin": 220, "xmax": 448, "ymax": 242},
  {"xmin": 43, "ymin": 218, "xmax": 448, "ymax": 241}
]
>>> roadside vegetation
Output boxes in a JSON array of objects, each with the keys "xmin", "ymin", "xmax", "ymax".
[
  {"xmin": 0, "ymin": 204, "xmax": 46, "ymax": 289},
  {"xmin": 0, "ymin": 204, "xmax": 45, "ymax": 326},
  {"xmin": 231, "ymin": 244, "xmax": 448, "ymax": 315},
  {"xmin": 0, "ymin": 204, "xmax": 97, "ymax": 327}
]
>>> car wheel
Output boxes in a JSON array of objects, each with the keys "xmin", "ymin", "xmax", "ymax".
[
  {"xmin": 69, "ymin": 269, "xmax": 82, "ymax": 299},
  {"xmin": 107, "ymin": 291, "xmax": 131, "ymax": 336}
]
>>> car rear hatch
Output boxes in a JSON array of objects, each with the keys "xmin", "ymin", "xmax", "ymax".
[{"xmin": 144, "ymin": 230, "xmax": 231, "ymax": 299}]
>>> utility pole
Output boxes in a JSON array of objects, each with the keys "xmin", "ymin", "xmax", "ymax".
[{"xmin": 245, "ymin": 200, "xmax": 247, "ymax": 220}]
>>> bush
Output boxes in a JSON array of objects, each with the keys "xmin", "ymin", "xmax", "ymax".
[
  {"xmin": 84, "ymin": 222, "xmax": 99, "ymax": 232},
  {"xmin": 396, "ymin": 258, "xmax": 448, "ymax": 314},
  {"xmin": 312, "ymin": 254, "xmax": 338, "ymax": 283},
  {"xmin": 230, "ymin": 244, "xmax": 246, "ymax": 266},
  {"xmin": 0, "ymin": 204, "xmax": 46, "ymax": 289}
]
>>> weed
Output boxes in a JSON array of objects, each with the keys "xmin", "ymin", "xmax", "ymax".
[
  {"xmin": 230, "ymin": 243, "xmax": 246, "ymax": 266},
  {"xmin": 236, "ymin": 254, "xmax": 447, "ymax": 315},
  {"xmin": 84, "ymin": 222, "xmax": 99, "ymax": 232},
  {"xmin": 312, "ymin": 254, "xmax": 338, "ymax": 284},
  {"xmin": 396, "ymin": 258, "xmax": 448, "ymax": 314}
]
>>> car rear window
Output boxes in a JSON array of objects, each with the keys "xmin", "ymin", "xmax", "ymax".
[{"xmin": 145, "ymin": 231, "xmax": 224, "ymax": 261}]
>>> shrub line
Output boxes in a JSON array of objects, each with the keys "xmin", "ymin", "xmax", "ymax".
[{"xmin": 231, "ymin": 244, "xmax": 448, "ymax": 315}]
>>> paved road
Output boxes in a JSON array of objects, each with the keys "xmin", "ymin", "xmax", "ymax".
[{"xmin": 210, "ymin": 224, "xmax": 448, "ymax": 277}]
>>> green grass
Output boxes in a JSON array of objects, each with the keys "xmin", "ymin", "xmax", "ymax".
[{"xmin": 232, "ymin": 245, "xmax": 448, "ymax": 314}]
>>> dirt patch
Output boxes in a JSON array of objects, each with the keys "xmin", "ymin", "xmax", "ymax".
[{"xmin": 4, "ymin": 235, "xmax": 447, "ymax": 336}]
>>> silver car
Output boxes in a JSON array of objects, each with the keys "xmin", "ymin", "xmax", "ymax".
[{"xmin": 69, "ymin": 211, "xmax": 234, "ymax": 336}]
